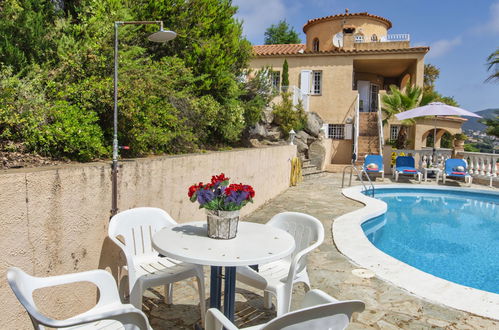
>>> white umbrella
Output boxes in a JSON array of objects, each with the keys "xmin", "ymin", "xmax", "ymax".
[{"xmin": 395, "ymin": 102, "xmax": 482, "ymax": 164}]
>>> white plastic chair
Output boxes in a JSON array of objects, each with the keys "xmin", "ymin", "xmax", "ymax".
[
  {"xmin": 205, "ymin": 289, "xmax": 365, "ymax": 330},
  {"xmin": 236, "ymin": 212, "xmax": 325, "ymax": 316},
  {"xmin": 7, "ymin": 267, "xmax": 151, "ymax": 330},
  {"xmin": 108, "ymin": 207, "xmax": 206, "ymax": 321}
]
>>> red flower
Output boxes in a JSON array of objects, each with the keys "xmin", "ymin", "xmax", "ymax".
[
  {"xmin": 211, "ymin": 173, "xmax": 229, "ymax": 185},
  {"xmin": 187, "ymin": 182, "xmax": 204, "ymax": 197}
]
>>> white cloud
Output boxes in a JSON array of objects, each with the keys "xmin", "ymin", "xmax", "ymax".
[
  {"xmin": 472, "ymin": 1, "xmax": 499, "ymax": 34},
  {"xmin": 486, "ymin": 1, "xmax": 499, "ymax": 33},
  {"xmin": 233, "ymin": 0, "xmax": 288, "ymax": 43},
  {"xmin": 427, "ymin": 37, "xmax": 462, "ymax": 59}
]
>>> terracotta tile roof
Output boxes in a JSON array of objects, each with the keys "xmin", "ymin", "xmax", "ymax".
[
  {"xmin": 303, "ymin": 12, "xmax": 392, "ymax": 32},
  {"xmin": 252, "ymin": 44, "xmax": 306, "ymax": 56},
  {"xmin": 252, "ymin": 44, "xmax": 429, "ymax": 57}
]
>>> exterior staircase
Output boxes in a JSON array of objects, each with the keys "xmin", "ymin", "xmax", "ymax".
[
  {"xmin": 302, "ymin": 158, "xmax": 326, "ymax": 180},
  {"xmin": 356, "ymin": 112, "xmax": 381, "ymax": 165}
]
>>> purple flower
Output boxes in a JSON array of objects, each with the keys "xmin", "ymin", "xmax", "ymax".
[
  {"xmin": 197, "ymin": 189, "xmax": 215, "ymax": 205},
  {"xmin": 224, "ymin": 191, "xmax": 249, "ymax": 206}
]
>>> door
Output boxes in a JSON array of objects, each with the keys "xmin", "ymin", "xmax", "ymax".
[
  {"xmin": 357, "ymin": 80, "xmax": 370, "ymax": 112},
  {"xmin": 370, "ymin": 83, "xmax": 380, "ymax": 112}
]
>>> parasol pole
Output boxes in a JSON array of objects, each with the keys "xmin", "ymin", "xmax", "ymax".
[{"xmin": 433, "ymin": 115, "xmax": 437, "ymax": 167}]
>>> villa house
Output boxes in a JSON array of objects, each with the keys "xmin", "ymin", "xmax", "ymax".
[{"xmin": 250, "ymin": 11, "xmax": 465, "ymax": 169}]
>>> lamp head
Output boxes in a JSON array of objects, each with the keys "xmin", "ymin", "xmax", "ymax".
[{"xmin": 148, "ymin": 29, "xmax": 177, "ymax": 43}]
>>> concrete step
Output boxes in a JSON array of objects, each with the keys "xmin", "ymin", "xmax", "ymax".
[
  {"xmin": 303, "ymin": 170, "xmax": 327, "ymax": 180},
  {"xmin": 302, "ymin": 165, "xmax": 320, "ymax": 175},
  {"xmin": 325, "ymin": 163, "xmax": 352, "ymax": 173}
]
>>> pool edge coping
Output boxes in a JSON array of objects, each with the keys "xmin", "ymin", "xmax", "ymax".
[{"xmin": 333, "ymin": 184, "xmax": 499, "ymax": 320}]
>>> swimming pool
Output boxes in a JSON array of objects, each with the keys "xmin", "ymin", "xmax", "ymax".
[
  {"xmin": 334, "ymin": 185, "xmax": 499, "ymax": 319},
  {"xmin": 361, "ymin": 188, "xmax": 499, "ymax": 294}
]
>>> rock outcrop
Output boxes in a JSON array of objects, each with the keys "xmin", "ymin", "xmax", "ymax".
[{"xmin": 244, "ymin": 107, "xmax": 326, "ymax": 166}]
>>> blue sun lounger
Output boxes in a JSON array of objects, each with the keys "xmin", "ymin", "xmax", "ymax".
[
  {"xmin": 363, "ymin": 155, "xmax": 384, "ymax": 180},
  {"xmin": 442, "ymin": 158, "xmax": 472, "ymax": 186},
  {"xmin": 394, "ymin": 156, "xmax": 421, "ymax": 183}
]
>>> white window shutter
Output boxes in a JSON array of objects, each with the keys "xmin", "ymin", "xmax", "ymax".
[
  {"xmin": 345, "ymin": 124, "xmax": 353, "ymax": 140},
  {"xmin": 321, "ymin": 124, "xmax": 329, "ymax": 138},
  {"xmin": 300, "ymin": 70, "xmax": 312, "ymax": 95}
]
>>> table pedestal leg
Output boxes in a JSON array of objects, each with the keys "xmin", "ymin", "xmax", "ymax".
[
  {"xmin": 223, "ymin": 266, "xmax": 236, "ymax": 322},
  {"xmin": 210, "ymin": 266, "xmax": 222, "ymax": 310}
]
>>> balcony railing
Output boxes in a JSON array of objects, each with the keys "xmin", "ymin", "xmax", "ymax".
[
  {"xmin": 380, "ymin": 34, "xmax": 410, "ymax": 42},
  {"xmin": 354, "ymin": 34, "xmax": 410, "ymax": 43},
  {"xmin": 389, "ymin": 148, "xmax": 498, "ymax": 187}
]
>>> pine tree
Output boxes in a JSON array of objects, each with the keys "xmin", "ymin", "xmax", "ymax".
[
  {"xmin": 282, "ymin": 59, "xmax": 289, "ymax": 89},
  {"xmin": 264, "ymin": 20, "xmax": 301, "ymax": 45}
]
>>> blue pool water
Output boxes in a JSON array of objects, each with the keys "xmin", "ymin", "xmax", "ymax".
[{"xmin": 362, "ymin": 188, "xmax": 499, "ymax": 294}]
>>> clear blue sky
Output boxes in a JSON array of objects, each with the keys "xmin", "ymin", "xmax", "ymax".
[{"xmin": 233, "ymin": 0, "xmax": 499, "ymax": 112}]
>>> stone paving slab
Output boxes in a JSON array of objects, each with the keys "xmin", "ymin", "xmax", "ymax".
[{"xmin": 145, "ymin": 173, "xmax": 498, "ymax": 329}]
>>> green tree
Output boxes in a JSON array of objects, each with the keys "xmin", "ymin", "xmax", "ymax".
[
  {"xmin": 272, "ymin": 92, "xmax": 306, "ymax": 137},
  {"xmin": 486, "ymin": 48, "xmax": 499, "ymax": 82},
  {"xmin": 264, "ymin": 20, "xmax": 301, "ymax": 45},
  {"xmin": 0, "ymin": 0, "xmax": 267, "ymax": 161},
  {"xmin": 239, "ymin": 67, "xmax": 274, "ymax": 126},
  {"xmin": 0, "ymin": 0, "xmax": 62, "ymax": 72},
  {"xmin": 282, "ymin": 59, "xmax": 289, "ymax": 89},
  {"xmin": 424, "ymin": 63, "xmax": 440, "ymax": 91},
  {"xmin": 479, "ymin": 111, "xmax": 499, "ymax": 137}
]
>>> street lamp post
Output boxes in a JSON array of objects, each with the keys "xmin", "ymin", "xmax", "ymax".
[{"xmin": 111, "ymin": 21, "xmax": 177, "ymax": 216}]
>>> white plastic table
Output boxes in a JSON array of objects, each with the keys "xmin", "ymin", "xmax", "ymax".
[
  {"xmin": 152, "ymin": 221, "xmax": 295, "ymax": 322},
  {"xmin": 424, "ymin": 167, "xmax": 442, "ymax": 182}
]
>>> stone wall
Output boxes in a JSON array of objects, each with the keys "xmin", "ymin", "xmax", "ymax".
[{"xmin": 0, "ymin": 145, "xmax": 296, "ymax": 329}]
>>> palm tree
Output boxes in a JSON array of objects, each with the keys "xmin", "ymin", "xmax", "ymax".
[
  {"xmin": 486, "ymin": 48, "xmax": 499, "ymax": 82},
  {"xmin": 381, "ymin": 83, "xmax": 435, "ymax": 148}
]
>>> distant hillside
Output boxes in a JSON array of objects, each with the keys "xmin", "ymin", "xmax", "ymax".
[{"xmin": 462, "ymin": 108, "xmax": 498, "ymax": 132}]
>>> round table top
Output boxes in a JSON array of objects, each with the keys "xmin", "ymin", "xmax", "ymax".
[{"xmin": 152, "ymin": 221, "xmax": 295, "ymax": 267}]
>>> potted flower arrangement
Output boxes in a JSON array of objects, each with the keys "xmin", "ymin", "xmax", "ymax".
[
  {"xmin": 188, "ymin": 173, "xmax": 255, "ymax": 239},
  {"xmin": 453, "ymin": 133, "xmax": 467, "ymax": 148}
]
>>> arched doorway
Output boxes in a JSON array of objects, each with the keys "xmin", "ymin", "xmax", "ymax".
[{"xmin": 422, "ymin": 129, "xmax": 453, "ymax": 148}]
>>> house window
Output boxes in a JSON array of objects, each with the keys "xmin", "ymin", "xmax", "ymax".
[
  {"xmin": 313, "ymin": 38, "xmax": 320, "ymax": 51},
  {"xmin": 271, "ymin": 71, "xmax": 280, "ymax": 91},
  {"xmin": 354, "ymin": 34, "xmax": 364, "ymax": 43},
  {"xmin": 328, "ymin": 124, "xmax": 345, "ymax": 139},
  {"xmin": 390, "ymin": 125, "xmax": 401, "ymax": 141},
  {"xmin": 371, "ymin": 34, "xmax": 378, "ymax": 42},
  {"xmin": 312, "ymin": 70, "xmax": 322, "ymax": 95}
]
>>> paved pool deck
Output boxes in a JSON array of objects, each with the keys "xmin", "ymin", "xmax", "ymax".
[{"xmin": 145, "ymin": 173, "xmax": 498, "ymax": 329}]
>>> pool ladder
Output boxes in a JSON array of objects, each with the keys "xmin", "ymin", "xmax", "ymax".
[{"xmin": 341, "ymin": 165, "xmax": 375, "ymax": 197}]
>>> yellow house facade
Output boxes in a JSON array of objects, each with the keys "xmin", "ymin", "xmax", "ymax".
[{"xmin": 250, "ymin": 11, "xmax": 463, "ymax": 167}]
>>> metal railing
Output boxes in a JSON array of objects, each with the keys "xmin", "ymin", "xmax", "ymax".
[
  {"xmin": 377, "ymin": 93, "xmax": 384, "ymax": 157},
  {"xmin": 380, "ymin": 34, "xmax": 410, "ymax": 42},
  {"xmin": 290, "ymin": 85, "xmax": 310, "ymax": 112},
  {"xmin": 353, "ymin": 94, "xmax": 360, "ymax": 161},
  {"xmin": 341, "ymin": 165, "xmax": 375, "ymax": 197}
]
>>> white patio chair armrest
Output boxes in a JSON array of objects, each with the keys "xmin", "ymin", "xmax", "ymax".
[
  {"xmin": 300, "ymin": 289, "xmax": 338, "ymax": 308},
  {"xmin": 205, "ymin": 308, "xmax": 238, "ymax": 330},
  {"xmin": 36, "ymin": 304, "xmax": 150, "ymax": 329},
  {"xmin": 236, "ymin": 266, "xmax": 268, "ymax": 290},
  {"xmin": 109, "ymin": 236, "xmax": 137, "ymax": 273},
  {"xmin": 33, "ymin": 269, "xmax": 120, "ymax": 306},
  {"xmin": 286, "ymin": 237, "xmax": 323, "ymax": 284}
]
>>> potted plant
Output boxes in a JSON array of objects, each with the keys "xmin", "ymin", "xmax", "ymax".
[
  {"xmin": 188, "ymin": 173, "xmax": 255, "ymax": 239},
  {"xmin": 453, "ymin": 133, "xmax": 467, "ymax": 148}
]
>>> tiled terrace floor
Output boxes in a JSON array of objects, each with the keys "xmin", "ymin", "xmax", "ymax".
[{"xmin": 145, "ymin": 173, "xmax": 498, "ymax": 329}]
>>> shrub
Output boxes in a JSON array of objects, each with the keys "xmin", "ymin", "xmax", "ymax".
[
  {"xmin": 272, "ymin": 92, "xmax": 306, "ymax": 137},
  {"xmin": 29, "ymin": 101, "xmax": 106, "ymax": 161}
]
